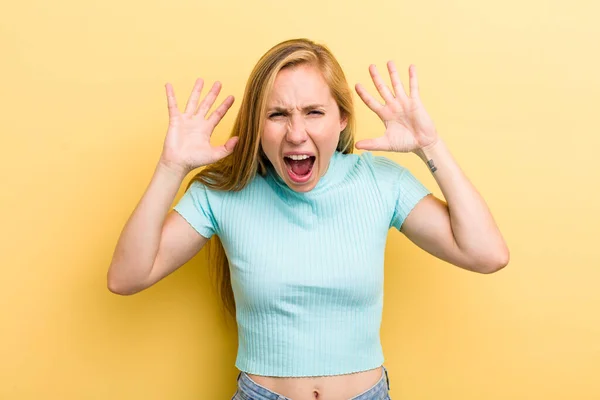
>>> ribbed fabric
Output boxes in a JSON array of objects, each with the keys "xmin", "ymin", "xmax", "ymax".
[{"xmin": 173, "ymin": 150, "xmax": 431, "ymax": 377}]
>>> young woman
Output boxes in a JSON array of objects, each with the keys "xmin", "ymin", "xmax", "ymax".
[{"xmin": 107, "ymin": 38, "xmax": 509, "ymax": 400}]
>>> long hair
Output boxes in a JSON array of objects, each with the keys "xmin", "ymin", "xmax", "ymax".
[{"xmin": 186, "ymin": 38, "xmax": 356, "ymax": 321}]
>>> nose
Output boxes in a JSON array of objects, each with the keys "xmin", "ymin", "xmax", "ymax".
[{"xmin": 285, "ymin": 113, "xmax": 308, "ymax": 145}]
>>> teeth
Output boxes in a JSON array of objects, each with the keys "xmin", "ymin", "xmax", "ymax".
[{"xmin": 285, "ymin": 154, "xmax": 311, "ymax": 160}]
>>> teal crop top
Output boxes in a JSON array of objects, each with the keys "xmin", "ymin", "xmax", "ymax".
[{"xmin": 173, "ymin": 150, "xmax": 431, "ymax": 377}]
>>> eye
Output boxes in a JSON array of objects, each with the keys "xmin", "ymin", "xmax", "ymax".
[
  {"xmin": 309, "ymin": 110, "xmax": 324, "ymax": 115},
  {"xmin": 268, "ymin": 112, "xmax": 283, "ymax": 118}
]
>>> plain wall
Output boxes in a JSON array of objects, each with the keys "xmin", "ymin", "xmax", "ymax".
[{"xmin": 1, "ymin": 0, "xmax": 599, "ymax": 398}]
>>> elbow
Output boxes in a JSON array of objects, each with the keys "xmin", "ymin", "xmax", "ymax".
[
  {"xmin": 107, "ymin": 280, "xmax": 129, "ymax": 296},
  {"xmin": 107, "ymin": 281, "xmax": 140, "ymax": 296},
  {"xmin": 107, "ymin": 278, "xmax": 132, "ymax": 296},
  {"xmin": 107, "ymin": 269, "xmax": 142, "ymax": 296},
  {"xmin": 479, "ymin": 248, "xmax": 510, "ymax": 274}
]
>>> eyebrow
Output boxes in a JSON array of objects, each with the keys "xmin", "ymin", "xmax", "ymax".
[{"xmin": 267, "ymin": 104, "xmax": 326, "ymax": 113}]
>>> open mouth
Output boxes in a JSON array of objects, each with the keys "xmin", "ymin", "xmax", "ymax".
[{"xmin": 283, "ymin": 155, "xmax": 316, "ymax": 183}]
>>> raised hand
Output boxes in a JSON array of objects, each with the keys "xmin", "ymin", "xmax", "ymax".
[
  {"xmin": 354, "ymin": 62, "xmax": 439, "ymax": 153},
  {"xmin": 159, "ymin": 78, "xmax": 239, "ymax": 175}
]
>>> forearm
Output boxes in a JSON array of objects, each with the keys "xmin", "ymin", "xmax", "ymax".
[
  {"xmin": 107, "ymin": 162, "xmax": 187, "ymax": 291},
  {"xmin": 414, "ymin": 138, "xmax": 509, "ymax": 269}
]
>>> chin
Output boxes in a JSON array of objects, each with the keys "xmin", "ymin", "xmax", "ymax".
[{"xmin": 290, "ymin": 182, "xmax": 317, "ymax": 193}]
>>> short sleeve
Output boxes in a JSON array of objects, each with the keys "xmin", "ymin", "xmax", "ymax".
[
  {"xmin": 173, "ymin": 180, "xmax": 217, "ymax": 239},
  {"xmin": 369, "ymin": 154, "xmax": 431, "ymax": 231}
]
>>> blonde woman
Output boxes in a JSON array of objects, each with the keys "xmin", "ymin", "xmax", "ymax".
[{"xmin": 107, "ymin": 38, "xmax": 509, "ymax": 400}]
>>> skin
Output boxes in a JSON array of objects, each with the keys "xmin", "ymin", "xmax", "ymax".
[
  {"xmin": 260, "ymin": 63, "xmax": 347, "ymax": 192},
  {"xmin": 138, "ymin": 59, "xmax": 509, "ymax": 400},
  {"xmin": 354, "ymin": 62, "xmax": 509, "ymax": 275},
  {"xmin": 246, "ymin": 61, "xmax": 510, "ymax": 399},
  {"xmin": 249, "ymin": 64, "xmax": 386, "ymax": 398}
]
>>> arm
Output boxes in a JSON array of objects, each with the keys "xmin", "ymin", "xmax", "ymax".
[
  {"xmin": 107, "ymin": 77, "xmax": 238, "ymax": 294},
  {"xmin": 107, "ymin": 162, "xmax": 209, "ymax": 295},
  {"xmin": 354, "ymin": 62, "xmax": 509, "ymax": 274},
  {"xmin": 400, "ymin": 138, "xmax": 510, "ymax": 274}
]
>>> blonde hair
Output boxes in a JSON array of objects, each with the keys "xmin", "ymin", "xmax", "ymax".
[{"xmin": 187, "ymin": 38, "xmax": 356, "ymax": 321}]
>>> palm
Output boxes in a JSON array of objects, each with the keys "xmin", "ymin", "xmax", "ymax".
[
  {"xmin": 160, "ymin": 78, "xmax": 239, "ymax": 173},
  {"xmin": 355, "ymin": 62, "xmax": 439, "ymax": 153},
  {"xmin": 165, "ymin": 112, "xmax": 217, "ymax": 163}
]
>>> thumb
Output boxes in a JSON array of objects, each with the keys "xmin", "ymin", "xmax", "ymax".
[
  {"xmin": 211, "ymin": 136, "xmax": 239, "ymax": 164},
  {"xmin": 355, "ymin": 137, "xmax": 389, "ymax": 151},
  {"xmin": 220, "ymin": 136, "xmax": 239, "ymax": 155}
]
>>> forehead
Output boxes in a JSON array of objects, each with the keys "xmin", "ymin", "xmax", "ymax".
[{"xmin": 267, "ymin": 64, "xmax": 333, "ymax": 105}]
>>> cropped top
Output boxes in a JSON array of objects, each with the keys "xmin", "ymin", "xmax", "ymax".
[{"xmin": 173, "ymin": 150, "xmax": 431, "ymax": 377}]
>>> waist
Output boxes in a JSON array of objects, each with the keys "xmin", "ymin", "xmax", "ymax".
[
  {"xmin": 242, "ymin": 365, "xmax": 387, "ymax": 400},
  {"xmin": 235, "ymin": 334, "xmax": 384, "ymax": 377}
]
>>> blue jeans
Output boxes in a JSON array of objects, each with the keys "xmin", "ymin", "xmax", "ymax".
[{"xmin": 231, "ymin": 365, "xmax": 391, "ymax": 400}]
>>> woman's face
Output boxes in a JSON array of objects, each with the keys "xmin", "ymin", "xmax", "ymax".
[{"xmin": 261, "ymin": 63, "xmax": 347, "ymax": 192}]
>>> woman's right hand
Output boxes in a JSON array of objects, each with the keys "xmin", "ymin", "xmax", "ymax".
[{"xmin": 159, "ymin": 78, "xmax": 239, "ymax": 175}]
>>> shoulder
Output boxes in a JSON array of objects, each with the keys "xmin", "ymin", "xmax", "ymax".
[
  {"xmin": 186, "ymin": 174, "xmax": 266, "ymax": 202},
  {"xmin": 340, "ymin": 150, "xmax": 404, "ymax": 167},
  {"xmin": 340, "ymin": 151, "xmax": 409, "ymax": 183},
  {"xmin": 185, "ymin": 179, "xmax": 219, "ymax": 200}
]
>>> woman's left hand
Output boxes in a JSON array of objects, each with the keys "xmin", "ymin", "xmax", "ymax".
[{"xmin": 354, "ymin": 62, "xmax": 440, "ymax": 154}]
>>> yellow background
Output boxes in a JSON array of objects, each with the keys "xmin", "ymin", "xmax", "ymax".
[{"xmin": 1, "ymin": 0, "xmax": 599, "ymax": 398}]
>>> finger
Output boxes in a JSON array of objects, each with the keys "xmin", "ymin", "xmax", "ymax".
[
  {"xmin": 165, "ymin": 83, "xmax": 180, "ymax": 118},
  {"xmin": 355, "ymin": 83, "xmax": 384, "ymax": 115},
  {"xmin": 222, "ymin": 136, "xmax": 239, "ymax": 154},
  {"xmin": 212, "ymin": 136, "xmax": 239, "ymax": 162},
  {"xmin": 355, "ymin": 137, "xmax": 390, "ymax": 151},
  {"xmin": 196, "ymin": 81, "xmax": 222, "ymax": 117},
  {"xmin": 409, "ymin": 65, "xmax": 420, "ymax": 100},
  {"xmin": 207, "ymin": 95, "xmax": 235, "ymax": 128},
  {"xmin": 387, "ymin": 61, "xmax": 408, "ymax": 101},
  {"xmin": 184, "ymin": 78, "xmax": 204, "ymax": 115},
  {"xmin": 369, "ymin": 64, "xmax": 395, "ymax": 103}
]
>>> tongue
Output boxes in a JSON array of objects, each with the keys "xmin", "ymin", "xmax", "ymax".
[{"xmin": 289, "ymin": 158, "xmax": 313, "ymax": 176}]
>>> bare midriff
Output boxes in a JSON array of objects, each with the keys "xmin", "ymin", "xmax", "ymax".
[{"xmin": 246, "ymin": 365, "xmax": 383, "ymax": 400}]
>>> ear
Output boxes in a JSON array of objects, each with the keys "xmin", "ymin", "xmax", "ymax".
[{"xmin": 340, "ymin": 114, "xmax": 348, "ymax": 132}]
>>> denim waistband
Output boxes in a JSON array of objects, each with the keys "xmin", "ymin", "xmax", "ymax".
[{"xmin": 234, "ymin": 365, "xmax": 390, "ymax": 400}]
